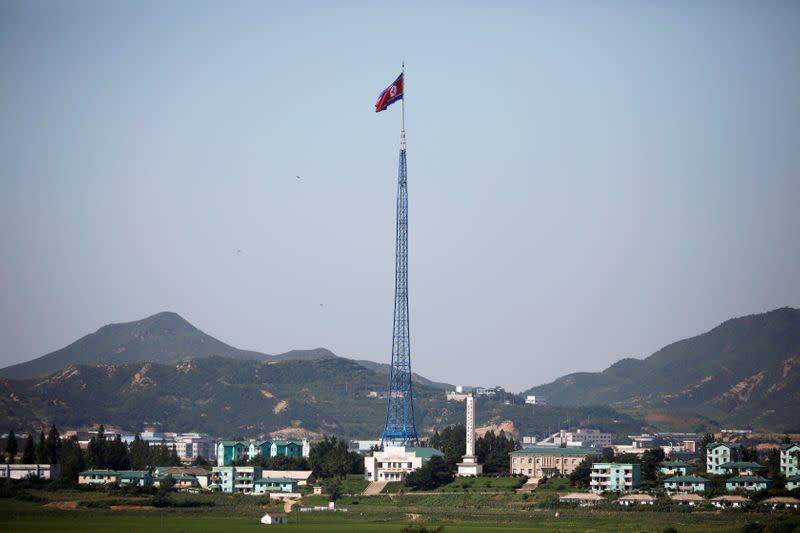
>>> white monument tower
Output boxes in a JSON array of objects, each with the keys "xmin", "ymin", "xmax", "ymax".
[{"xmin": 457, "ymin": 392, "xmax": 483, "ymax": 476}]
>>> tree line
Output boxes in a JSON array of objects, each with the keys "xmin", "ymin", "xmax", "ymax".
[{"xmin": 3, "ymin": 425, "xmax": 183, "ymax": 482}]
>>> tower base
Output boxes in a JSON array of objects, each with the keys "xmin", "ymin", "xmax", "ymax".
[{"xmin": 457, "ymin": 455, "xmax": 483, "ymax": 477}]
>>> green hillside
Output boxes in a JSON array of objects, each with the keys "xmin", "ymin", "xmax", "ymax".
[
  {"xmin": 0, "ymin": 355, "xmax": 647, "ymax": 439},
  {"xmin": 524, "ymin": 307, "xmax": 800, "ymax": 430}
]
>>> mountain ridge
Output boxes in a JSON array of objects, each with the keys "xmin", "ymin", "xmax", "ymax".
[{"xmin": 524, "ymin": 307, "xmax": 800, "ymax": 430}]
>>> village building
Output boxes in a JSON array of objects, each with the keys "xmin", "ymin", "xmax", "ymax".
[
  {"xmin": 761, "ymin": 496, "xmax": 800, "ymax": 510},
  {"xmin": 663, "ymin": 475, "xmax": 711, "ymax": 493},
  {"xmin": 787, "ymin": 474, "xmax": 800, "ymax": 491},
  {"xmin": 0, "ymin": 464, "xmax": 60, "ymax": 481},
  {"xmin": 118, "ymin": 470, "xmax": 153, "ymax": 487},
  {"xmin": 558, "ymin": 492, "xmax": 605, "ymax": 506},
  {"xmin": 590, "ymin": 463, "xmax": 640, "ymax": 493},
  {"xmin": 260, "ymin": 470, "xmax": 315, "ymax": 486},
  {"xmin": 509, "ymin": 447, "xmax": 595, "ymax": 478},
  {"xmin": 711, "ymin": 495, "xmax": 750, "ymax": 508},
  {"xmin": 253, "ymin": 477, "xmax": 299, "ymax": 495},
  {"xmin": 725, "ymin": 475, "xmax": 772, "ymax": 492},
  {"xmin": 659, "ymin": 460, "xmax": 691, "ymax": 476},
  {"xmin": 718, "ymin": 461, "xmax": 766, "ymax": 476},
  {"xmin": 260, "ymin": 512, "xmax": 288, "ymax": 525},
  {"xmin": 780, "ymin": 443, "xmax": 799, "ymax": 478},
  {"xmin": 618, "ymin": 494, "xmax": 656, "ymax": 506},
  {"xmin": 363, "ymin": 446, "xmax": 443, "ymax": 482},
  {"xmin": 669, "ymin": 493, "xmax": 705, "ymax": 506},
  {"xmin": 216, "ymin": 439, "xmax": 309, "ymax": 467},
  {"xmin": 78, "ymin": 469, "xmax": 121, "ymax": 485},
  {"xmin": 706, "ymin": 443, "xmax": 743, "ymax": 475}
]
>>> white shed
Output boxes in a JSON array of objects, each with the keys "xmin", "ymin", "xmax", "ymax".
[{"xmin": 260, "ymin": 512, "xmax": 288, "ymax": 525}]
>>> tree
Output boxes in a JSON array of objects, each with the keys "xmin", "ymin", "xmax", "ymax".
[
  {"xmin": 429, "ymin": 425, "xmax": 466, "ymax": 471},
  {"xmin": 159, "ymin": 474, "xmax": 176, "ymax": 494},
  {"xmin": 699, "ymin": 433, "xmax": 715, "ymax": 472},
  {"xmin": 309, "ymin": 436, "xmax": 362, "ymax": 478},
  {"xmin": 405, "ymin": 456, "xmax": 453, "ymax": 491},
  {"xmin": 640, "ymin": 448, "xmax": 666, "ymax": 488},
  {"xmin": 44, "ymin": 425, "xmax": 61, "ymax": 464},
  {"xmin": 5, "ymin": 430, "xmax": 18, "ymax": 463},
  {"xmin": 191, "ymin": 455, "xmax": 209, "ymax": 467},
  {"xmin": 475, "ymin": 430, "xmax": 519, "ymax": 474},
  {"xmin": 129, "ymin": 434, "xmax": 150, "ymax": 470},
  {"xmin": 35, "ymin": 432, "xmax": 47, "ymax": 464},
  {"xmin": 58, "ymin": 436, "xmax": 85, "ymax": 482},
  {"xmin": 21, "ymin": 435, "xmax": 36, "ymax": 464},
  {"xmin": 766, "ymin": 447, "xmax": 781, "ymax": 479},
  {"xmin": 570, "ymin": 455, "xmax": 601, "ymax": 488},
  {"xmin": 325, "ymin": 477, "xmax": 342, "ymax": 502},
  {"xmin": 741, "ymin": 447, "xmax": 759, "ymax": 462}
]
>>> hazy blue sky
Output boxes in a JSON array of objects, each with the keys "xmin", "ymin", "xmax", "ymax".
[{"xmin": 1, "ymin": 1, "xmax": 799, "ymax": 391}]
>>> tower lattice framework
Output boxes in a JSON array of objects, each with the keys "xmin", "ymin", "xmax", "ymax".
[{"xmin": 381, "ymin": 129, "xmax": 418, "ymax": 447}]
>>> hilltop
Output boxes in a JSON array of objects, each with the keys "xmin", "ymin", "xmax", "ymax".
[{"xmin": 524, "ymin": 307, "xmax": 800, "ymax": 431}]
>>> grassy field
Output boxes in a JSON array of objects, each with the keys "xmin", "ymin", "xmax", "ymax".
[{"xmin": 2, "ymin": 484, "xmax": 794, "ymax": 533}]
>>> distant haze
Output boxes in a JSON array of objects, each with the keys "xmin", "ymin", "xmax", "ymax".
[{"xmin": 1, "ymin": 1, "xmax": 799, "ymax": 391}]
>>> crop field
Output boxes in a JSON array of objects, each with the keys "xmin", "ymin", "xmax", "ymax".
[{"xmin": 2, "ymin": 487, "xmax": 797, "ymax": 533}]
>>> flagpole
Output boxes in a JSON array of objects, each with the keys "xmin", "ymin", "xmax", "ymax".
[{"xmin": 400, "ymin": 61, "xmax": 406, "ymax": 150}]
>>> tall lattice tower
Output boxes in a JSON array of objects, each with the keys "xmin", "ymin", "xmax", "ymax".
[{"xmin": 378, "ymin": 67, "xmax": 418, "ymax": 447}]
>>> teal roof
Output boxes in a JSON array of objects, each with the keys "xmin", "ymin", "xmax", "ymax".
[
  {"xmin": 719, "ymin": 462, "xmax": 765, "ymax": 470},
  {"xmin": 664, "ymin": 475, "xmax": 710, "ymax": 483},
  {"xmin": 79, "ymin": 469, "xmax": 118, "ymax": 475},
  {"xmin": 218, "ymin": 440, "xmax": 246, "ymax": 446},
  {"xmin": 512, "ymin": 446, "xmax": 596, "ymax": 456},
  {"xmin": 249, "ymin": 440, "xmax": 271, "ymax": 446},
  {"xmin": 707, "ymin": 442, "xmax": 742, "ymax": 450},
  {"xmin": 272, "ymin": 440, "xmax": 302, "ymax": 446},
  {"xmin": 727, "ymin": 476, "xmax": 770, "ymax": 483},
  {"xmin": 255, "ymin": 477, "xmax": 296, "ymax": 484},
  {"xmin": 118, "ymin": 471, "xmax": 151, "ymax": 479},
  {"xmin": 406, "ymin": 447, "xmax": 444, "ymax": 459},
  {"xmin": 779, "ymin": 443, "xmax": 800, "ymax": 451},
  {"xmin": 660, "ymin": 461, "xmax": 691, "ymax": 467},
  {"xmin": 787, "ymin": 475, "xmax": 800, "ymax": 481}
]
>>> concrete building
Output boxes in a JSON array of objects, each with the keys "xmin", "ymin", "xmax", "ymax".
[
  {"xmin": 706, "ymin": 443, "xmax": 743, "ymax": 475},
  {"xmin": 118, "ymin": 471, "xmax": 153, "ymax": 487},
  {"xmin": 363, "ymin": 446, "xmax": 443, "ymax": 482},
  {"xmin": 659, "ymin": 461, "xmax": 691, "ymax": 476},
  {"xmin": 78, "ymin": 469, "xmax": 121, "ymax": 485},
  {"xmin": 216, "ymin": 441, "xmax": 248, "ymax": 466},
  {"xmin": 663, "ymin": 475, "xmax": 711, "ymax": 493},
  {"xmin": 590, "ymin": 463, "xmax": 640, "ymax": 493},
  {"xmin": 618, "ymin": 494, "xmax": 655, "ymax": 506},
  {"xmin": 761, "ymin": 496, "xmax": 800, "ymax": 510},
  {"xmin": 261, "ymin": 470, "xmax": 315, "ymax": 486},
  {"xmin": 670, "ymin": 493, "xmax": 705, "ymax": 506},
  {"xmin": 536, "ymin": 429, "xmax": 612, "ymax": 449},
  {"xmin": 253, "ymin": 477, "xmax": 299, "ymax": 494},
  {"xmin": 0, "ymin": 464, "xmax": 60, "ymax": 481},
  {"xmin": 524, "ymin": 395, "xmax": 547, "ymax": 405},
  {"xmin": 711, "ymin": 495, "xmax": 749, "ymax": 508},
  {"xmin": 457, "ymin": 393, "xmax": 483, "ymax": 476},
  {"xmin": 725, "ymin": 475, "xmax": 771, "ymax": 492},
  {"xmin": 216, "ymin": 439, "xmax": 309, "ymax": 466},
  {"xmin": 509, "ymin": 447, "xmax": 595, "ymax": 478},
  {"xmin": 474, "ymin": 386, "xmax": 504, "ymax": 397},
  {"xmin": 558, "ymin": 492, "xmax": 605, "ymax": 506},
  {"xmin": 211, "ymin": 466, "xmax": 261, "ymax": 494},
  {"xmin": 787, "ymin": 475, "xmax": 800, "ymax": 491},
  {"xmin": 174, "ymin": 433, "xmax": 215, "ymax": 462},
  {"xmin": 780, "ymin": 443, "xmax": 799, "ymax": 478},
  {"xmin": 718, "ymin": 461, "xmax": 766, "ymax": 476}
]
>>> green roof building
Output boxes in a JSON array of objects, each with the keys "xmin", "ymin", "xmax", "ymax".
[
  {"xmin": 726, "ymin": 475, "xmax": 772, "ymax": 492},
  {"xmin": 660, "ymin": 461, "xmax": 692, "ymax": 476},
  {"xmin": 780, "ymin": 444, "xmax": 799, "ymax": 478},
  {"xmin": 509, "ymin": 447, "xmax": 596, "ymax": 478},
  {"xmin": 590, "ymin": 463, "xmax": 641, "ymax": 493},
  {"xmin": 787, "ymin": 474, "xmax": 800, "ymax": 491},
  {"xmin": 718, "ymin": 461, "xmax": 766, "ymax": 476},
  {"xmin": 664, "ymin": 475, "xmax": 711, "ymax": 493},
  {"xmin": 707, "ymin": 443, "xmax": 743, "ymax": 475}
]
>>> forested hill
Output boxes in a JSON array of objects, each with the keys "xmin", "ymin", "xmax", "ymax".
[{"xmin": 524, "ymin": 307, "xmax": 800, "ymax": 430}]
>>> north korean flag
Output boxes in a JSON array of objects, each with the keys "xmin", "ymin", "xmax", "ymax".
[{"xmin": 375, "ymin": 73, "xmax": 403, "ymax": 112}]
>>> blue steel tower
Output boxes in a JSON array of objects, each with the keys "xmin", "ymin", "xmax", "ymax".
[{"xmin": 380, "ymin": 66, "xmax": 418, "ymax": 447}]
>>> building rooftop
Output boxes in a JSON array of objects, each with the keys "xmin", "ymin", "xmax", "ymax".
[
  {"xmin": 513, "ymin": 446, "xmax": 596, "ymax": 456},
  {"xmin": 712, "ymin": 495, "xmax": 749, "ymax": 502},
  {"xmin": 664, "ymin": 475, "xmax": 710, "ymax": 483},
  {"xmin": 718, "ymin": 461, "xmax": 765, "ymax": 470},
  {"xmin": 660, "ymin": 461, "xmax": 692, "ymax": 468},
  {"xmin": 779, "ymin": 443, "xmax": 800, "ymax": 451},
  {"xmin": 255, "ymin": 477, "xmax": 296, "ymax": 484},
  {"xmin": 727, "ymin": 475, "xmax": 770, "ymax": 483},
  {"xmin": 707, "ymin": 442, "xmax": 743, "ymax": 450},
  {"xmin": 406, "ymin": 447, "xmax": 444, "ymax": 459},
  {"xmin": 762, "ymin": 496, "xmax": 800, "ymax": 504},
  {"xmin": 670, "ymin": 493, "xmax": 705, "ymax": 501},
  {"xmin": 559, "ymin": 492, "xmax": 604, "ymax": 501},
  {"xmin": 619, "ymin": 494, "xmax": 656, "ymax": 501},
  {"xmin": 787, "ymin": 475, "xmax": 800, "ymax": 482}
]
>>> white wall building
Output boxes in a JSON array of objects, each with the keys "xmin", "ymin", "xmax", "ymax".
[
  {"xmin": 524, "ymin": 395, "xmax": 547, "ymax": 405},
  {"xmin": 363, "ymin": 446, "xmax": 443, "ymax": 482},
  {"xmin": 0, "ymin": 464, "xmax": 60, "ymax": 480},
  {"xmin": 536, "ymin": 429, "xmax": 612, "ymax": 448}
]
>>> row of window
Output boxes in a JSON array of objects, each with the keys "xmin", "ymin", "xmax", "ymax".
[{"xmin": 512, "ymin": 457, "xmax": 580, "ymax": 465}]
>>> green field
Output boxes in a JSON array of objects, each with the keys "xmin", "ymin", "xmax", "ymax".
[{"xmin": 2, "ymin": 486, "xmax": 796, "ymax": 533}]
